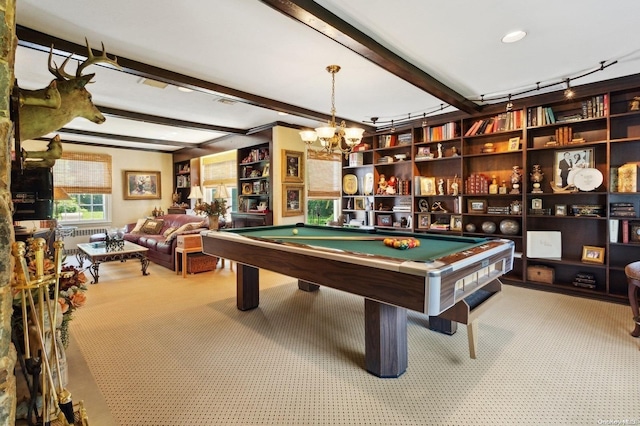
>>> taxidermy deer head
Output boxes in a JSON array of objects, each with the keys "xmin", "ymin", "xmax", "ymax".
[{"xmin": 18, "ymin": 38, "xmax": 119, "ymax": 142}]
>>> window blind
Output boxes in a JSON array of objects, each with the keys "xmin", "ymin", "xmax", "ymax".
[
  {"xmin": 307, "ymin": 149, "xmax": 341, "ymax": 198},
  {"xmin": 53, "ymin": 152, "xmax": 112, "ymax": 194},
  {"xmin": 202, "ymin": 151, "xmax": 237, "ymax": 187}
]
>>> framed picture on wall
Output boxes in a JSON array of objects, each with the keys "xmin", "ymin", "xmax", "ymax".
[
  {"xmin": 282, "ymin": 184, "xmax": 304, "ymax": 216},
  {"xmin": 282, "ymin": 150, "xmax": 304, "ymax": 183},
  {"xmin": 123, "ymin": 170, "xmax": 161, "ymax": 200}
]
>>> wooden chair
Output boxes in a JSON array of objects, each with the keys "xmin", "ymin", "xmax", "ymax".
[{"xmin": 625, "ymin": 261, "xmax": 640, "ymax": 337}]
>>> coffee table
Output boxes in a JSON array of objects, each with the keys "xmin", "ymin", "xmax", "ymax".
[{"xmin": 76, "ymin": 241, "xmax": 150, "ymax": 284}]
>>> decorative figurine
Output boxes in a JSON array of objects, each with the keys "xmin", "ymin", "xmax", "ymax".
[
  {"xmin": 377, "ymin": 174, "xmax": 388, "ymax": 194},
  {"xmin": 530, "ymin": 164, "xmax": 544, "ymax": 193},
  {"xmin": 510, "ymin": 166, "xmax": 522, "ymax": 194},
  {"xmin": 437, "ymin": 179, "xmax": 445, "ymax": 195},
  {"xmin": 489, "ymin": 175, "xmax": 498, "ymax": 194},
  {"xmin": 437, "ymin": 143, "xmax": 443, "ymax": 158},
  {"xmin": 630, "ymin": 96, "xmax": 640, "ymax": 111},
  {"xmin": 451, "ymin": 146, "xmax": 459, "ymax": 157},
  {"xmin": 451, "ymin": 175, "xmax": 459, "ymax": 196}
]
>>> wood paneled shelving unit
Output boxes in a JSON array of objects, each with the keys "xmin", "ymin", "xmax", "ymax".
[{"xmin": 342, "ymin": 79, "xmax": 640, "ymax": 302}]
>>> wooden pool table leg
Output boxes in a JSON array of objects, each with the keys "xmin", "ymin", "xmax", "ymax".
[
  {"xmin": 364, "ymin": 299, "xmax": 407, "ymax": 378},
  {"xmin": 237, "ymin": 264, "xmax": 259, "ymax": 311},
  {"xmin": 298, "ymin": 280, "xmax": 320, "ymax": 292}
]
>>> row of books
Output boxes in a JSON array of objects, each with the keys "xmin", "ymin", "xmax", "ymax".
[
  {"xmin": 612, "ymin": 219, "xmax": 640, "ymax": 243},
  {"xmin": 465, "ymin": 173, "xmax": 490, "ymax": 195},
  {"xmin": 610, "ymin": 202, "xmax": 636, "ymax": 218},
  {"xmin": 424, "ymin": 122, "xmax": 459, "ymax": 142},
  {"xmin": 378, "ymin": 133, "xmax": 411, "ymax": 148},
  {"xmin": 464, "ymin": 110, "xmax": 524, "ymax": 136}
]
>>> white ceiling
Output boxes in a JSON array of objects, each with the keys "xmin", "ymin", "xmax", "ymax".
[{"xmin": 13, "ymin": 0, "xmax": 640, "ymax": 153}]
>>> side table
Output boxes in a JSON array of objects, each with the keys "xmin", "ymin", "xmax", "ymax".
[{"xmin": 176, "ymin": 234, "xmax": 206, "ymax": 278}]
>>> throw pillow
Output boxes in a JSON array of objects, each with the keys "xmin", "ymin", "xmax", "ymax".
[
  {"xmin": 163, "ymin": 226, "xmax": 178, "ymax": 238},
  {"xmin": 166, "ymin": 222, "xmax": 194, "ymax": 241},
  {"xmin": 141, "ymin": 219, "xmax": 164, "ymax": 235},
  {"xmin": 130, "ymin": 218, "xmax": 148, "ymax": 234}
]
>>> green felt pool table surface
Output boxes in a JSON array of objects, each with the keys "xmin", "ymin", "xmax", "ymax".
[{"xmin": 227, "ymin": 224, "xmax": 489, "ymax": 262}]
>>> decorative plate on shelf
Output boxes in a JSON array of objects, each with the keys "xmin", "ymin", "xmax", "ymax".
[
  {"xmin": 573, "ymin": 168, "xmax": 603, "ymax": 191},
  {"xmin": 343, "ymin": 174, "xmax": 358, "ymax": 195},
  {"xmin": 364, "ymin": 173, "xmax": 374, "ymax": 195}
]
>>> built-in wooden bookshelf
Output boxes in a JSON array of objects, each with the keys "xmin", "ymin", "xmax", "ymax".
[{"xmin": 342, "ymin": 78, "xmax": 640, "ymax": 302}]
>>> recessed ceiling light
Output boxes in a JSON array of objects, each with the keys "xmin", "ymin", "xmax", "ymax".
[
  {"xmin": 278, "ymin": 112, "xmax": 289, "ymax": 116},
  {"xmin": 501, "ymin": 30, "xmax": 527, "ymax": 43},
  {"xmin": 177, "ymin": 86, "xmax": 194, "ymax": 93}
]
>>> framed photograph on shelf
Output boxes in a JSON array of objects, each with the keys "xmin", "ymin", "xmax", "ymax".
[
  {"xmin": 354, "ymin": 197, "xmax": 365, "ymax": 210},
  {"xmin": 242, "ymin": 183, "xmax": 253, "ymax": 195},
  {"xmin": 419, "ymin": 177, "xmax": 436, "ymax": 195},
  {"xmin": 554, "ymin": 148, "xmax": 594, "ymax": 188},
  {"xmin": 417, "ymin": 213, "xmax": 431, "ymax": 229},
  {"xmin": 450, "ymin": 215, "xmax": 463, "ymax": 231},
  {"xmin": 282, "ymin": 150, "xmax": 304, "ymax": 183},
  {"xmin": 581, "ymin": 245, "xmax": 605, "ymax": 264},
  {"xmin": 282, "ymin": 184, "xmax": 304, "ymax": 216},
  {"xmin": 467, "ymin": 199, "xmax": 487, "ymax": 214},
  {"xmin": 555, "ymin": 204, "xmax": 567, "ymax": 216},
  {"xmin": 123, "ymin": 170, "xmax": 161, "ymax": 200},
  {"xmin": 262, "ymin": 163, "xmax": 270, "ymax": 177},
  {"xmin": 377, "ymin": 214, "xmax": 393, "ymax": 227},
  {"xmin": 630, "ymin": 222, "xmax": 640, "ymax": 243},
  {"xmin": 507, "ymin": 137, "xmax": 521, "ymax": 151}
]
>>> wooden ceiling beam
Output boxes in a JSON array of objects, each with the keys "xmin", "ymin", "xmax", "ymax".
[
  {"xmin": 260, "ymin": 0, "xmax": 481, "ymax": 115},
  {"xmin": 16, "ymin": 25, "xmax": 371, "ymax": 129}
]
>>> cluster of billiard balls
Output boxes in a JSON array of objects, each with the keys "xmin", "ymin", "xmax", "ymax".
[{"xmin": 383, "ymin": 238, "xmax": 420, "ymax": 250}]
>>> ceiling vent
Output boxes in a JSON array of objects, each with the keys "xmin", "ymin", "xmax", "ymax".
[
  {"xmin": 138, "ymin": 77, "xmax": 168, "ymax": 89},
  {"xmin": 217, "ymin": 98, "xmax": 237, "ymax": 105}
]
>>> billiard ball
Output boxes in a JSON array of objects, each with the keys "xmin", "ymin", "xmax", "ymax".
[{"xmin": 292, "ymin": 229, "xmax": 299, "ymax": 235}]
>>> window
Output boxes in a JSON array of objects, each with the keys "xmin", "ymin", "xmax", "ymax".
[
  {"xmin": 306, "ymin": 149, "xmax": 341, "ymax": 225},
  {"xmin": 53, "ymin": 152, "xmax": 112, "ymax": 223}
]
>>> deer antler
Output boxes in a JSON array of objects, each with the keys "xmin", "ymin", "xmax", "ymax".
[
  {"xmin": 48, "ymin": 45, "xmax": 76, "ymax": 80},
  {"xmin": 76, "ymin": 37, "xmax": 120, "ymax": 77},
  {"xmin": 47, "ymin": 39, "xmax": 120, "ymax": 81}
]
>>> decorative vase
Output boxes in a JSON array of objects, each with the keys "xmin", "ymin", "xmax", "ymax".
[
  {"xmin": 530, "ymin": 164, "xmax": 544, "ymax": 193},
  {"xmin": 510, "ymin": 166, "xmax": 522, "ymax": 194},
  {"xmin": 208, "ymin": 215, "xmax": 219, "ymax": 230}
]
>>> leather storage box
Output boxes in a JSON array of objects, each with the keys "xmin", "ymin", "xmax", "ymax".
[
  {"xmin": 527, "ymin": 265, "xmax": 555, "ymax": 284},
  {"xmin": 177, "ymin": 234, "xmax": 202, "ymax": 249},
  {"xmin": 187, "ymin": 253, "xmax": 217, "ymax": 274}
]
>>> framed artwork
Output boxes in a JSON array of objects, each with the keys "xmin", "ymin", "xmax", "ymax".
[
  {"xmin": 282, "ymin": 150, "xmax": 304, "ymax": 183},
  {"xmin": 124, "ymin": 170, "xmax": 161, "ymax": 200},
  {"xmin": 262, "ymin": 163, "xmax": 270, "ymax": 177},
  {"xmin": 507, "ymin": 137, "xmax": 521, "ymax": 151},
  {"xmin": 242, "ymin": 183, "xmax": 253, "ymax": 195},
  {"xmin": 450, "ymin": 215, "xmax": 463, "ymax": 231},
  {"xmin": 531, "ymin": 198, "xmax": 543, "ymax": 210},
  {"xmin": 282, "ymin": 184, "xmax": 304, "ymax": 216},
  {"xmin": 581, "ymin": 245, "xmax": 605, "ymax": 264},
  {"xmin": 417, "ymin": 213, "xmax": 431, "ymax": 229},
  {"xmin": 419, "ymin": 176, "xmax": 436, "ymax": 195},
  {"xmin": 631, "ymin": 222, "xmax": 640, "ymax": 243},
  {"xmin": 467, "ymin": 199, "xmax": 487, "ymax": 213},
  {"xmin": 554, "ymin": 148, "xmax": 594, "ymax": 188},
  {"xmin": 555, "ymin": 204, "xmax": 567, "ymax": 216},
  {"xmin": 377, "ymin": 214, "xmax": 393, "ymax": 227},
  {"xmin": 354, "ymin": 197, "xmax": 365, "ymax": 210}
]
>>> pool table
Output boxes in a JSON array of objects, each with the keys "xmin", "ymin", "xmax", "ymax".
[{"xmin": 201, "ymin": 224, "xmax": 514, "ymax": 377}]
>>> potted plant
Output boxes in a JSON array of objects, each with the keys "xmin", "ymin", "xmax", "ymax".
[{"xmin": 194, "ymin": 198, "xmax": 227, "ymax": 230}]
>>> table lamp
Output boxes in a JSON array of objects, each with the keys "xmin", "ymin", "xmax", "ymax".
[
  {"xmin": 53, "ymin": 187, "xmax": 71, "ymax": 219},
  {"xmin": 188, "ymin": 185, "xmax": 203, "ymax": 208}
]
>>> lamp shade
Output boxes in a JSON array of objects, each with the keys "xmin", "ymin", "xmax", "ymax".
[
  {"xmin": 315, "ymin": 126, "xmax": 336, "ymax": 139},
  {"xmin": 343, "ymin": 127, "xmax": 365, "ymax": 146},
  {"xmin": 299, "ymin": 130, "xmax": 318, "ymax": 143},
  {"xmin": 216, "ymin": 183, "xmax": 229, "ymax": 199},
  {"xmin": 188, "ymin": 186, "xmax": 203, "ymax": 199},
  {"xmin": 54, "ymin": 187, "xmax": 71, "ymax": 201}
]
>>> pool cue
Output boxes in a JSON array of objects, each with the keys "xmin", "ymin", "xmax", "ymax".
[{"xmin": 261, "ymin": 235, "xmax": 388, "ymax": 241}]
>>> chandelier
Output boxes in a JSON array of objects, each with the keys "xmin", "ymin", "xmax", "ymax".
[{"xmin": 299, "ymin": 65, "xmax": 365, "ymax": 157}]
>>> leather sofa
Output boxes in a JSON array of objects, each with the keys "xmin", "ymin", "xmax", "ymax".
[{"xmin": 92, "ymin": 214, "xmax": 209, "ymax": 271}]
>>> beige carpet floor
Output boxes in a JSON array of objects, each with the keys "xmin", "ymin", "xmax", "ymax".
[{"xmin": 61, "ymin": 258, "xmax": 639, "ymax": 426}]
